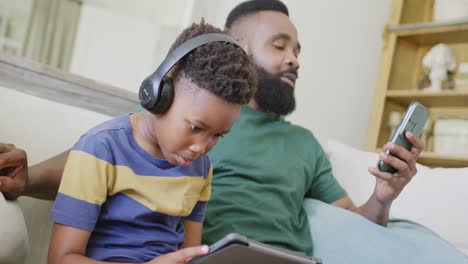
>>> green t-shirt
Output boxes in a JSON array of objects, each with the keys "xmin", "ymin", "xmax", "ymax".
[{"xmin": 203, "ymin": 106, "xmax": 347, "ymax": 256}]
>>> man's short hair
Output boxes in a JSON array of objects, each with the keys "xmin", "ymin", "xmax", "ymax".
[{"xmin": 225, "ymin": 0, "xmax": 289, "ymax": 29}]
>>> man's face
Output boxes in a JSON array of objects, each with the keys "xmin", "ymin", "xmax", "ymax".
[
  {"xmin": 244, "ymin": 11, "xmax": 300, "ymax": 115},
  {"xmin": 150, "ymin": 76, "xmax": 241, "ymax": 166}
]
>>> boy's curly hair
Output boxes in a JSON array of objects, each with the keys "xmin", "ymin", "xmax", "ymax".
[{"xmin": 167, "ymin": 19, "xmax": 256, "ymax": 105}]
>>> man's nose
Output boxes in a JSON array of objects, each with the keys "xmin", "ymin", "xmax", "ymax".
[{"xmin": 285, "ymin": 51, "xmax": 300, "ymax": 70}]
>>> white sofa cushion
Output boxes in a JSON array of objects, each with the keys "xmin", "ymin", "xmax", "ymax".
[
  {"xmin": 0, "ymin": 193, "xmax": 28, "ymax": 264},
  {"xmin": 326, "ymin": 139, "xmax": 468, "ymax": 256}
]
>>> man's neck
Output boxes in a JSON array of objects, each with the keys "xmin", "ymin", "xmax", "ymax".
[{"xmin": 247, "ymin": 99, "xmax": 263, "ymax": 112}]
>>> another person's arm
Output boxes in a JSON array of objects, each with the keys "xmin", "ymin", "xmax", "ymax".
[
  {"xmin": 332, "ymin": 131, "xmax": 424, "ymax": 226},
  {"xmin": 0, "ymin": 144, "xmax": 28, "ymax": 200},
  {"xmin": 27, "ymin": 150, "xmax": 69, "ymax": 200},
  {"xmin": 0, "ymin": 143, "xmax": 68, "ymax": 200},
  {"xmin": 48, "ymin": 223, "xmax": 208, "ymax": 264}
]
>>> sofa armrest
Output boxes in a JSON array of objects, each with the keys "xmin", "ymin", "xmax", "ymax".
[{"xmin": 0, "ymin": 193, "xmax": 29, "ymax": 264}]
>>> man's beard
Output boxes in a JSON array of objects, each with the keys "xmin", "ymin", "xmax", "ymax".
[{"xmin": 254, "ymin": 66, "xmax": 296, "ymax": 116}]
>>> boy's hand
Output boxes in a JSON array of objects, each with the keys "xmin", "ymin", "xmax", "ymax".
[
  {"xmin": 0, "ymin": 143, "xmax": 28, "ymax": 200},
  {"xmin": 147, "ymin": 245, "xmax": 209, "ymax": 264}
]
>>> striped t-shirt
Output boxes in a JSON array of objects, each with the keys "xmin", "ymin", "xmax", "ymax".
[{"xmin": 51, "ymin": 114, "xmax": 212, "ymax": 262}]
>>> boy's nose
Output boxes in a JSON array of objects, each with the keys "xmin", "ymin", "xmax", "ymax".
[{"xmin": 189, "ymin": 141, "xmax": 208, "ymax": 155}]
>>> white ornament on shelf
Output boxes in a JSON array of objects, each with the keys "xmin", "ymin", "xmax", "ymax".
[
  {"xmin": 422, "ymin": 43, "xmax": 456, "ymax": 92},
  {"xmin": 388, "ymin": 111, "xmax": 402, "ymax": 137}
]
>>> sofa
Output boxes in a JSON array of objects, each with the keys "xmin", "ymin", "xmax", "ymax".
[
  {"xmin": 325, "ymin": 139, "xmax": 468, "ymax": 256},
  {"xmin": 1, "ymin": 140, "xmax": 467, "ymax": 263},
  {"xmin": 0, "ymin": 193, "xmax": 29, "ymax": 264}
]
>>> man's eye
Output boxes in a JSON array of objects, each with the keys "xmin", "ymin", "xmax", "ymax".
[
  {"xmin": 190, "ymin": 124, "xmax": 202, "ymax": 133},
  {"xmin": 214, "ymin": 133, "xmax": 224, "ymax": 138},
  {"xmin": 273, "ymin": 44, "xmax": 285, "ymax": 50}
]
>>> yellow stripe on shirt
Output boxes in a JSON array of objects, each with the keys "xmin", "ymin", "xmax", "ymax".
[{"xmin": 59, "ymin": 150, "xmax": 211, "ymax": 216}]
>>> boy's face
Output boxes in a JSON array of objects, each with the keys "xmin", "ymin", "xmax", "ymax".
[{"xmin": 151, "ymin": 75, "xmax": 241, "ymax": 166}]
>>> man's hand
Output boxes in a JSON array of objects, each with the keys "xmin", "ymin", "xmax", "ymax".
[
  {"xmin": 0, "ymin": 143, "xmax": 28, "ymax": 200},
  {"xmin": 368, "ymin": 131, "xmax": 424, "ymax": 205},
  {"xmin": 146, "ymin": 245, "xmax": 209, "ymax": 264}
]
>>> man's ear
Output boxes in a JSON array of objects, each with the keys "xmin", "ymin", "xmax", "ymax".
[
  {"xmin": 238, "ymin": 39, "xmax": 251, "ymax": 55},
  {"xmin": 166, "ymin": 65, "xmax": 182, "ymax": 80}
]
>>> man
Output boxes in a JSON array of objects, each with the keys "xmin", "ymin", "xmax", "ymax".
[
  {"xmin": 0, "ymin": 0, "xmax": 422, "ymax": 258},
  {"xmin": 201, "ymin": 0, "xmax": 423, "ymax": 255}
]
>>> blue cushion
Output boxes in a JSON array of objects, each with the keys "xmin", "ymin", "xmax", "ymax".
[{"xmin": 304, "ymin": 199, "xmax": 468, "ymax": 263}]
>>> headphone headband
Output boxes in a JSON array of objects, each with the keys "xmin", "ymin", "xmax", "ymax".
[
  {"xmin": 139, "ymin": 33, "xmax": 242, "ymax": 114},
  {"xmin": 152, "ymin": 33, "xmax": 240, "ymax": 83}
]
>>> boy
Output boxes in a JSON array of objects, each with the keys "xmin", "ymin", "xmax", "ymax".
[{"xmin": 47, "ymin": 21, "xmax": 256, "ymax": 264}]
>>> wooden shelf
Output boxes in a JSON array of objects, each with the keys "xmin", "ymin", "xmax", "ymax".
[
  {"xmin": 387, "ymin": 19, "xmax": 468, "ymax": 45},
  {"xmin": 376, "ymin": 149, "xmax": 468, "ymax": 168},
  {"xmin": 0, "ymin": 52, "xmax": 138, "ymax": 116},
  {"xmin": 418, "ymin": 151, "xmax": 468, "ymax": 168},
  {"xmin": 367, "ymin": 0, "xmax": 468, "ymax": 169},
  {"xmin": 385, "ymin": 90, "xmax": 468, "ymax": 107}
]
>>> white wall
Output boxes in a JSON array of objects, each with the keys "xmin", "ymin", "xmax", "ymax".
[
  {"xmin": 189, "ymin": 0, "xmax": 390, "ymax": 149},
  {"xmin": 286, "ymin": 1, "xmax": 390, "ymax": 149},
  {"xmin": 70, "ymin": 4, "xmax": 166, "ymax": 92},
  {"xmin": 70, "ymin": 1, "xmax": 390, "ymax": 149},
  {"xmin": 183, "ymin": 0, "xmax": 392, "ymax": 148},
  {"xmin": 70, "ymin": 1, "xmax": 190, "ymax": 93}
]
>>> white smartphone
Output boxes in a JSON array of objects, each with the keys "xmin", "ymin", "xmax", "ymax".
[{"xmin": 378, "ymin": 101, "xmax": 429, "ymax": 173}]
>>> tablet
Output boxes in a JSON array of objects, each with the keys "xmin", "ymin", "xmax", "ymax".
[{"xmin": 188, "ymin": 233, "xmax": 322, "ymax": 264}]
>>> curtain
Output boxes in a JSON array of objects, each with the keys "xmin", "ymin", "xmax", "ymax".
[
  {"xmin": 22, "ymin": 0, "xmax": 82, "ymax": 71},
  {"xmin": 0, "ymin": 1, "xmax": 32, "ymax": 56}
]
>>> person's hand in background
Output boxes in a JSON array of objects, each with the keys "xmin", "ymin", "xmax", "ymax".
[{"xmin": 0, "ymin": 143, "xmax": 28, "ymax": 200}]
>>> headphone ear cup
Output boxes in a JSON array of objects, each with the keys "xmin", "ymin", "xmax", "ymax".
[
  {"xmin": 139, "ymin": 79, "xmax": 155, "ymax": 110},
  {"xmin": 152, "ymin": 76, "xmax": 175, "ymax": 114}
]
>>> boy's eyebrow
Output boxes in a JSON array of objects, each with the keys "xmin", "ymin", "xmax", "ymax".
[
  {"xmin": 193, "ymin": 119, "xmax": 231, "ymax": 134},
  {"xmin": 193, "ymin": 119, "xmax": 209, "ymax": 128},
  {"xmin": 272, "ymin": 33, "xmax": 301, "ymax": 52}
]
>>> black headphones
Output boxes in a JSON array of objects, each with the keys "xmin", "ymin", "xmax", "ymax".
[{"xmin": 139, "ymin": 33, "xmax": 241, "ymax": 114}]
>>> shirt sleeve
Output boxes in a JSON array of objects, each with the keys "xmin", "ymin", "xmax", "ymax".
[
  {"xmin": 186, "ymin": 157, "xmax": 212, "ymax": 222},
  {"xmin": 305, "ymin": 138, "xmax": 347, "ymax": 203},
  {"xmin": 50, "ymin": 134, "xmax": 112, "ymax": 231}
]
